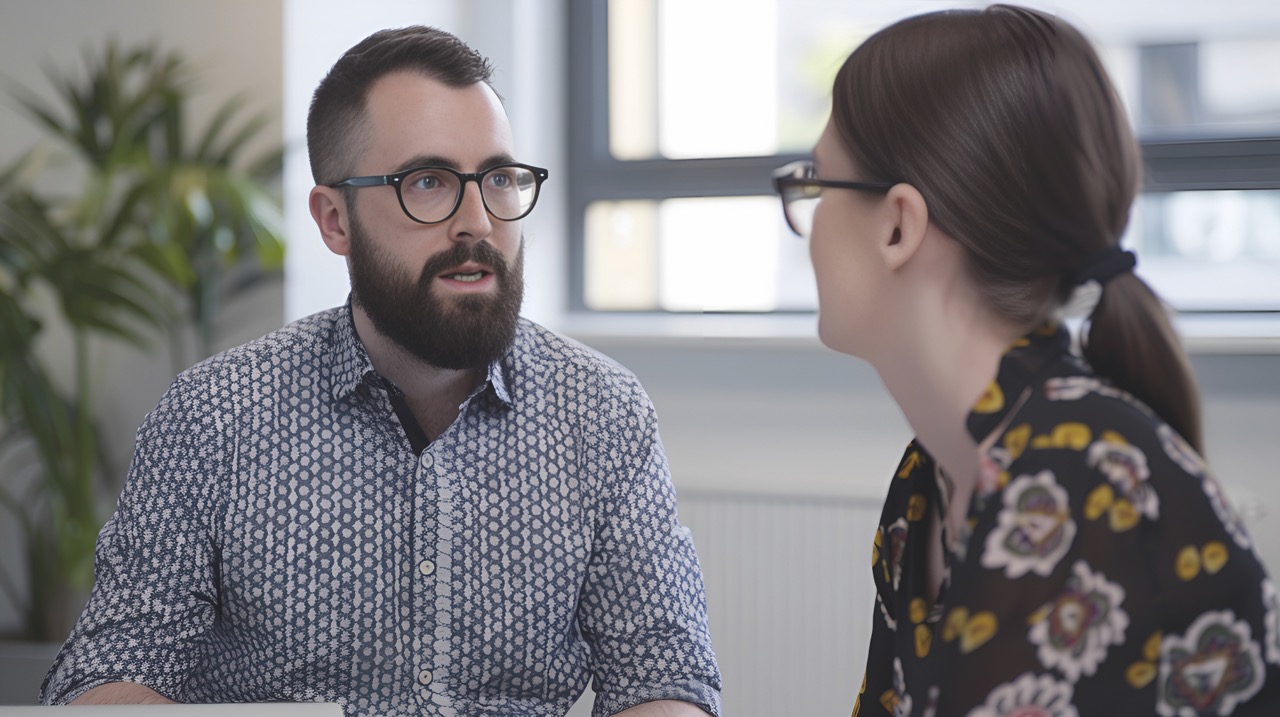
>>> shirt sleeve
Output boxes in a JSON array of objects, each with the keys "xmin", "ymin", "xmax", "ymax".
[
  {"xmin": 923, "ymin": 401, "xmax": 1280, "ymax": 715},
  {"xmin": 40, "ymin": 370, "xmax": 228, "ymax": 704},
  {"xmin": 575, "ymin": 383, "xmax": 722, "ymax": 717}
]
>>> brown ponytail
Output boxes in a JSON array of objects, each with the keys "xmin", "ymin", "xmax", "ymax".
[
  {"xmin": 1085, "ymin": 275, "xmax": 1204, "ymax": 452},
  {"xmin": 830, "ymin": 4, "xmax": 1204, "ymax": 451}
]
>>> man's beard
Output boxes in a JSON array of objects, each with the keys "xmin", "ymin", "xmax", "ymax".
[{"xmin": 347, "ymin": 212, "xmax": 524, "ymax": 371}]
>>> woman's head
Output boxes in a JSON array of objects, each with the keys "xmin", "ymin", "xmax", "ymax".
[
  {"xmin": 831, "ymin": 4, "xmax": 1138, "ymax": 323},
  {"xmin": 821, "ymin": 4, "xmax": 1203, "ymax": 450}
]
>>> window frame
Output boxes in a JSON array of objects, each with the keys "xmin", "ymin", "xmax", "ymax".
[{"xmin": 565, "ymin": 0, "xmax": 1280, "ymax": 321}]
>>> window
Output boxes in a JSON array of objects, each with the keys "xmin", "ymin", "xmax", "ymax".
[{"xmin": 566, "ymin": 0, "xmax": 1280, "ymax": 325}]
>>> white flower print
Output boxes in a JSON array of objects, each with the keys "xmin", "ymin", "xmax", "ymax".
[
  {"xmin": 1086, "ymin": 438, "xmax": 1158, "ymax": 520},
  {"xmin": 1158, "ymin": 423, "xmax": 1206, "ymax": 477},
  {"xmin": 965, "ymin": 672, "xmax": 1078, "ymax": 717},
  {"xmin": 887, "ymin": 517, "xmax": 910, "ymax": 591},
  {"xmin": 982, "ymin": 471, "xmax": 1077, "ymax": 579},
  {"xmin": 1044, "ymin": 376, "xmax": 1101, "ymax": 401},
  {"xmin": 1157, "ymin": 610, "xmax": 1266, "ymax": 717},
  {"xmin": 877, "ymin": 590, "xmax": 899, "ymax": 632},
  {"xmin": 892, "ymin": 657, "xmax": 913, "ymax": 717},
  {"xmin": 1264, "ymin": 580, "xmax": 1280, "ymax": 667},
  {"xmin": 1029, "ymin": 560, "xmax": 1129, "ymax": 682},
  {"xmin": 1200, "ymin": 472, "xmax": 1252, "ymax": 550}
]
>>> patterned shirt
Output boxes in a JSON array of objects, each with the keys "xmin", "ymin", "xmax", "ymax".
[
  {"xmin": 855, "ymin": 323, "xmax": 1280, "ymax": 717},
  {"xmin": 41, "ymin": 303, "xmax": 722, "ymax": 717}
]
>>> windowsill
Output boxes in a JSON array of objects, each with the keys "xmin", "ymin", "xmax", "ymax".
[{"xmin": 555, "ymin": 310, "xmax": 1280, "ymax": 354}]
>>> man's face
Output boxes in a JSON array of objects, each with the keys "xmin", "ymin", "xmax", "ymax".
[
  {"xmin": 342, "ymin": 71, "xmax": 526, "ymax": 369},
  {"xmin": 347, "ymin": 206, "xmax": 523, "ymax": 370}
]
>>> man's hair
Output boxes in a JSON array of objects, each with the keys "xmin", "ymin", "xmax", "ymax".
[{"xmin": 306, "ymin": 26, "xmax": 495, "ymax": 187}]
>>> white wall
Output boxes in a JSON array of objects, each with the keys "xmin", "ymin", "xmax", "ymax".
[{"xmin": 281, "ymin": 0, "xmax": 568, "ymax": 326}]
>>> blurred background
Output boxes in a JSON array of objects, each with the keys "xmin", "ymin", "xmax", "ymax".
[{"xmin": 1, "ymin": 1, "xmax": 1278, "ymax": 715}]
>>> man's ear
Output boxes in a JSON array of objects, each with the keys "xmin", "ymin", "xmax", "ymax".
[
  {"xmin": 879, "ymin": 182, "xmax": 929, "ymax": 272},
  {"xmin": 310, "ymin": 185, "xmax": 353, "ymax": 257}
]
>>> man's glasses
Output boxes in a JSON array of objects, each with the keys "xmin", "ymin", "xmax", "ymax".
[
  {"xmin": 329, "ymin": 163, "xmax": 550, "ymax": 224},
  {"xmin": 771, "ymin": 160, "xmax": 895, "ymax": 238}
]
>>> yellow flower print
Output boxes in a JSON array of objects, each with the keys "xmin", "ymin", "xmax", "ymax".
[
  {"xmin": 879, "ymin": 689, "xmax": 898, "ymax": 713},
  {"xmin": 974, "ymin": 381, "xmax": 1005, "ymax": 414},
  {"xmin": 1144, "ymin": 631, "xmax": 1162, "ymax": 661},
  {"xmin": 1127, "ymin": 661, "xmax": 1157, "ymax": 688},
  {"xmin": 1085, "ymin": 484, "xmax": 1114, "ymax": 520},
  {"xmin": 1176, "ymin": 545, "xmax": 1202, "ymax": 581},
  {"xmin": 907, "ymin": 494, "xmax": 928, "ymax": 522},
  {"xmin": 872, "ymin": 527, "xmax": 882, "ymax": 567},
  {"xmin": 960, "ymin": 611, "xmax": 999, "ymax": 654},
  {"xmin": 910, "ymin": 598, "xmax": 928, "ymax": 625},
  {"xmin": 1177, "ymin": 542, "xmax": 1230, "ymax": 580},
  {"xmin": 1108, "ymin": 499, "xmax": 1140, "ymax": 532},
  {"xmin": 915, "ymin": 624, "xmax": 932, "ymax": 657},
  {"xmin": 943, "ymin": 607, "xmax": 969, "ymax": 642},
  {"xmin": 1031, "ymin": 422, "xmax": 1092, "ymax": 451},
  {"xmin": 1005, "ymin": 424, "xmax": 1032, "ymax": 461},
  {"xmin": 1127, "ymin": 633, "xmax": 1162, "ymax": 689},
  {"xmin": 1100, "ymin": 429, "xmax": 1127, "ymax": 445},
  {"xmin": 898, "ymin": 450, "xmax": 923, "ymax": 479},
  {"xmin": 1203, "ymin": 541, "xmax": 1229, "ymax": 574}
]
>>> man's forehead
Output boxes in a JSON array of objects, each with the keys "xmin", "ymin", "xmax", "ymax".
[{"xmin": 361, "ymin": 71, "xmax": 513, "ymax": 168}]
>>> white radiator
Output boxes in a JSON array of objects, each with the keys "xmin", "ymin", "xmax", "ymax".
[{"xmin": 569, "ymin": 490, "xmax": 882, "ymax": 716}]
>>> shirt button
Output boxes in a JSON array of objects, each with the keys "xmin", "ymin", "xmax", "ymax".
[
  {"xmin": 418, "ymin": 559, "xmax": 435, "ymax": 576},
  {"xmin": 418, "ymin": 669, "xmax": 433, "ymax": 686},
  {"xmin": 419, "ymin": 452, "xmax": 434, "ymax": 469}
]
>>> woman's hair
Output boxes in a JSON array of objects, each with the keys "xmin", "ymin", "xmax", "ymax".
[{"xmin": 830, "ymin": 3, "xmax": 1203, "ymax": 451}]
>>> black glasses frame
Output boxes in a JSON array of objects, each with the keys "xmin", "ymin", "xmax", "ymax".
[
  {"xmin": 329, "ymin": 163, "xmax": 550, "ymax": 225},
  {"xmin": 771, "ymin": 160, "xmax": 895, "ymax": 237}
]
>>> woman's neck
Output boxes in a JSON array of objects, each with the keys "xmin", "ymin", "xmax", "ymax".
[{"xmin": 869, "ymin": 291, "xmax": 1024, "ymax": 495}]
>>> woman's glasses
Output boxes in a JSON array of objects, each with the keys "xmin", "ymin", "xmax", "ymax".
[{"xmin": 771, "ymin": 160, "xmax": 894, "ymax": 238}]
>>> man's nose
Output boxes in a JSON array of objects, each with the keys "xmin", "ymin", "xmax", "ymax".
[{"xmin": 448, "ymin": 180, "xmax": 493, "ymax": 242}]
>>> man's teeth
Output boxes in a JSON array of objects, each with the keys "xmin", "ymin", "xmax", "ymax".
[{"xmin": 446, "ymin": 272, "xmax": 484, "ymax": 282}]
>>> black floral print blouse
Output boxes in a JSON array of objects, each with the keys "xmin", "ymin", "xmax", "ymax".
[{"xmin": 855, "ymin": 323, "xmax": 1280, "ymax": 717}]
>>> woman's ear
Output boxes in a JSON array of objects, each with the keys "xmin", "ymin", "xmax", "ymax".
[
  {"xmin": 310, "ymin": 186, "xmax": 353, "ymax": 257},
  {"xmin": 879, "ymin": 183, "xmax": 929, "ymax": 272}
]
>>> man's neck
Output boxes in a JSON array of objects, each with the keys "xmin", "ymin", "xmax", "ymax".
[{"xmin": 351, "ymin": 304, "xmax": 482, "ymax": 441}]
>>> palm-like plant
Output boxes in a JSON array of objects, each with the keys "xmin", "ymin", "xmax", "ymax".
[{"xmin": 0, "ymin": 41, "xmax": 284, "ymax": 641}]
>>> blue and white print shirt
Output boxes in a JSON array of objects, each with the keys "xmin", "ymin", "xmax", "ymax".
[
  {"xmin": 855, "ymin": 323, "xmax": 1279, "ymax": 716},
  {"xmin": 41, "ymin": 303, "xmax": 722, "ymax": 717}
]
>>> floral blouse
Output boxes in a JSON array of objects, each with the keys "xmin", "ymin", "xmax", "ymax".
[{"xmin": 855, "ymin": 324, "xmax": 1280, "ymax": 717}]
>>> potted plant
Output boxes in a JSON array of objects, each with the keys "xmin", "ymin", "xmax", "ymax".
[{"xmin": 0, "ymin": 41, "xmax": 285, "ymax": 652}]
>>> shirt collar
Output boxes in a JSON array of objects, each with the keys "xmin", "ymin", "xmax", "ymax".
[
  {"xmin": 965, "ymin": 322, "xmax": 1074, "ymax": 443},
  {"xmin": 326, "ymin": 297, "xmax": 514, "ymax": 408}
]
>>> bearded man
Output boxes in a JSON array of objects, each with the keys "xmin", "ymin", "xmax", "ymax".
[{"xmin": 41, "ymin": 26, "xmax": 720, "ymax": 717}]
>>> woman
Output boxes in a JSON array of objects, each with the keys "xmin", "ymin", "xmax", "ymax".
[{"xmin": 772, "ymin": 5, "xmax": 1279, "ymax": 716}]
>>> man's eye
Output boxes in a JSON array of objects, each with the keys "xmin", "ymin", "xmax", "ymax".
[
  {"xmin": 409, "ymin": 173, "xmax": 441, "ymax": 190},
  {"xmin": 487, "ymin": 171, "xmax": 512, "ymax": 189}
]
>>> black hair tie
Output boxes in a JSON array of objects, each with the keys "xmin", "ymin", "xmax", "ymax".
[{"xmin": 1072, "ymin": 246, "xmax": 1136, "ymax": 287}]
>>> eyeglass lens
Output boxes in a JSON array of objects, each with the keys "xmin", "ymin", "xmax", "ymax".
[
  {"xmin": 783, "ymin": 183, "xmax": 822, "ymax": 238},
  {"xmin": 401, "ymin": 166, "xmax": 540, "ymax": 223}
]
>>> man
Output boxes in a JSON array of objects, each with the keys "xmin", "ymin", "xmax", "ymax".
[{"xmin": 41, "ymin": 26, "xmax": 721, "ymax": 717}]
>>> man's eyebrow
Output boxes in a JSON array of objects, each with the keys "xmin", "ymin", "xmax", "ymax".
[
  {"xmin": 392, "ymin": 154, "xmax": 457, "ymax": 173},
  {"xmin": 391, "ymin": 153, "xmax": 519, "ymax": 174}
]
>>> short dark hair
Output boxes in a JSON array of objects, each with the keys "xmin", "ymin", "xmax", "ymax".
[
  {"xmin": 306, "ymin": 26, "xmax": 495, "ymax": 187},
  {"xmin": 830, "ymin": 4, "xmax": 1202, "ymax": 450}
]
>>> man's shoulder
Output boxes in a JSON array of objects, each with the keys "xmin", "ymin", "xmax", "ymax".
[
  {"xmin": 507, "ymin": 318, "xmax": 647, "ymax": 396},
  {"xmin": 171, "ymin": 306, "xmax": 345, "ymax": 395}
]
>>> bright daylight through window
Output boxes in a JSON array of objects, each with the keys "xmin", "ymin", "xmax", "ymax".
[{"xmin": 567, "ymin": 0, "xmax": 1280, "ymax": 323}]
